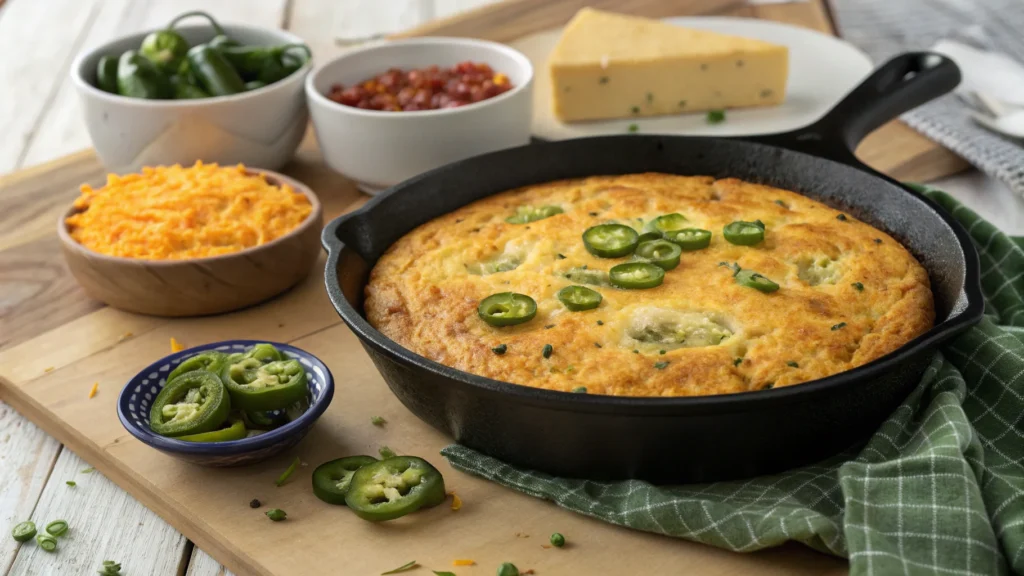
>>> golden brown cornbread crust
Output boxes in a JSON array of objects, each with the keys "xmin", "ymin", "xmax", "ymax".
[{"xmin": 365, "ymin": 174, "xmax": 934, "ymax": 397}]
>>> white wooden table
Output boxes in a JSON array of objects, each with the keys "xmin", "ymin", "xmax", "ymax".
[{"xmin": 0, "ymin": 1, "xmax": 1022, "ymax": 574}]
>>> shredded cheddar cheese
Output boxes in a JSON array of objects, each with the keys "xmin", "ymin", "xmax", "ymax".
[
  {"xmin": 43, "ymin": 367, "xmax": 54, "ymax": 373},
  {"xmin": 451, "ymin": 493, "xmax": 462, "ymax": 511},
  {"xmin": 453, "ymin": 560, "xmax": 475, "ymax": 566},
  {"xmin": 88, "ymin": 382, "xmax": 99, "ymax": 399},
  {"xmin": 65, "ymin": 162, "xmax": 313, "ymax": 260},
  {"xmin": 170, "ymin": 337, "xmax": 185, "ymax": 352}
]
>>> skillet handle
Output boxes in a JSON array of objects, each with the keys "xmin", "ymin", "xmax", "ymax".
[
  {"xmin": 749, "ymin": 52, "xmax": 960, "ymax": 166},
  {"xmin": 321, "ymin": 214, "xmax": 352, "ymax": 312}
]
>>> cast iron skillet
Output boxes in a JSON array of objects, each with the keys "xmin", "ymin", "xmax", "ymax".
[{"xmin": 322, "ymin": 53, "xmax": 985, "ymax": 483}]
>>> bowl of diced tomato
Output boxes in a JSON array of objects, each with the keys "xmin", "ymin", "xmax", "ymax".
[{"xmin": 305, "ymin": 37, "xmax": 534, "ymax": 194}]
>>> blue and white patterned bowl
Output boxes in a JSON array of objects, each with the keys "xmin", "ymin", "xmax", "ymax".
[{"xmin": 117, "ymin": 340, "xmax": 334, "ymax": 467}]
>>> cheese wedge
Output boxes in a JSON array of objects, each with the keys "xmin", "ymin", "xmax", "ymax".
[{"xmin": 549, "ymin": 8, "xmax": 789, "ymax": 122}]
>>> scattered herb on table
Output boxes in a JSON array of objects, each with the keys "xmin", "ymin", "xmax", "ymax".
[
  {"xmin": 36, "ymin": 533, "xmax": 57, "ymax": 552},
  {"xmin": 491, "ymin": 344, "xmax": 508, "ymax": 355},
  {"xmin": 66, "ymin": 480, "xmax": 77, "ymax": 487},
  {"xmin": 249, "ymin": 499, "xmax": 261, "ymax": 509},
  {"xmin": 98, "ymin": 560, "xmax": 123, "ymax": 575},
  {"xmin": 542, "ymin": 344, "xmax": 553, "ymax": 359},
  {"xmin": 275, "ymin": 457, "xmax": 301, "ymax": 487},
  {"xmin": 11, "ymin": 521, "xmax": 36, "ymax": 542},
  {"xmin": 654, "ymin": 361, "xmax": 669, "ymax": 370},
  {"xmin": 550, "ymin": 532, "xmax": 566, "ymax": 547},
  {"xmin": 45, "ymin": 520, "xmax": 69, "ymax": 538},
  {"xmin": 630, "ymin": 106, "xmax": 640, "ymax": 114},
  {"xmin": 81, "ymin": 467, "xmax": 95, "ymax": 474},
  {"xmin": 598, "ymin": 76, "xmax": 609, "ymax": 84},
  {"xmin": 265, "ymin": 508, "xmax": 287, "ymax": 522},
  {"xmin": 707, "ymin": 109, "xmax": 726, "ymax": 124},
  {"xmin": 382, "ymin": 561, "xmax": 419, "ymax": 574},
  {"xmin": 497, "ymin": 562, "xmax": 520, "ymax": 576},
  {"xmin": 434, "ymin": 572, "xmax": 456, "ymax": 576},
  {"xmin": 627, "ymin": 123, "xmax": 639, "ymax": 133},
  {"xmin": 379, "ymin": 446, "xmax": 397, "ymax": 459},
  {"xmin": 371, "ymin": 415, "xmax": 387, "ymax": 426}
]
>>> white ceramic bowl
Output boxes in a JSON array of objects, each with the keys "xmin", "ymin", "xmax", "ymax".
[
  {"xmin": 72, "ymin": 24, "xmax": 311, "ymax": 172},
  {"xmin": 305, "ymin": 37, "xmax": 534, "ymax": 194}
]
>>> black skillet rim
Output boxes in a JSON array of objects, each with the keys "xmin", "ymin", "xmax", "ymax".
[{"xmin": 323, "ymin": 134, "xmax": 986, "ymax": 416}]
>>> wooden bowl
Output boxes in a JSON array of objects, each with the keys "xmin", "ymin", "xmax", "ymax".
[{"xmin": 58, "ymin": 168, "xmax": 323, "ymax": 317}]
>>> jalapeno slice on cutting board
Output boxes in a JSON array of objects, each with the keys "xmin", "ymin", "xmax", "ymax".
[
  {"xmin": 478, "ymin": 292, "xmax": 537, "ymax": 327},
  {"xmin": 167, "ymin": 350, "xmax": 229, "ymax": 383},
  {"xmin": 312, "ymin": 455, "xmax": 379, "ymax": 505},
  {"xmin": 609, "ymin": 262, "xmax": 665, "ymax": 289},
  {"xmin": 556, "ymin": 285, "xmax": 602, "ymax": 311},
  {"xmin": 221, "ymin": 358, "xmax": 308, "ymax": 412},
  {"xmin": 583, "ymin": 224, "xmax": 639, "ymax": 258},
  {"xmin": 345, "ymin": 456, "xmax": 446, "ymax": 522},
  {"xmin": 664, "ymin": 228, "xmax": 712, "ymax": 251},
  {"xmin": 635, "ymin": 239, "xmax": 682, "ymax": 270},
  {"xmin": 149, "ymin": 371, "xmax": 231, "ymax": 437},
  {"xmin": 177, "ymin": 416, "xmax": 246, "ymax": 442}
]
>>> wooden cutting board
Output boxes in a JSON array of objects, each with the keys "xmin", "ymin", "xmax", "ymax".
[{"xmin": 0, "ymin": 0, "xmax": 966, "ymax": 574}]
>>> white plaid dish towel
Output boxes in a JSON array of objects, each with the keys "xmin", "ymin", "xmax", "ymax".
[{"xmin": 831, "ymin": 0, "xmax": 1024, "ymax": 198}]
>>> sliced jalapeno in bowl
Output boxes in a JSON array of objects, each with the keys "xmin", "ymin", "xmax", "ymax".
[
  {"xmin": 645, "ymin": 213, "xmax": 688, "ymax": 236},
  {"xmin": 735, "ymin": 269, "xmax": 780, "ymax": 293},
  {"xmin": 176, "ymin": 416, "xmax": 246, "ymax": 442},
  {"xmin": 723, "ymin": 220, "xmax": 766, "ymax": 246},
  {"xmin": 665, "ymin": 228, "xmax": 712, "ymax": 251},
  {"xmin": 312, "ymin": 455, "xmax": 378, "ymax": 505},
  {"xmin": 221, "ymin": 358, "xmax": 309, "ymax": 412},
  {"xmin": 167, "ymin": 350, "xmax": 229, "ymax": 383},
  {"xmin": 149, "ymin": 371, "xmax": 231, "ymax": 437},
  {"xmin": 635, "ymin": 239, "xmax": 682, "ymax": 270},
  {"xmin": 478, "ymin": 292, "xmax": 537, "ymax": 327},
  {"xmin": 609, "ymin": 262, "xmax": 665, "ymax": 289},
  {"xmin": 583, "ymin": 224, "xmax": 639, "ymax": 258},
  {"xmin": 344, "ymin": 456, "xmax": 446, "ymax": 522},
  {"xmin": 242, "ymin": 409, "xmax": 289, "ymax": 430},
  {"xmin": 557, "ymin": 285, "xmax": 602, "ymax": 311},
  {"xmin": 506, "ymin": 205, "xmax": 563, "ymax": 224}
]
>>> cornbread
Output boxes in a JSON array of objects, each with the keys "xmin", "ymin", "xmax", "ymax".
[
  {"xmin": 65, "ymin": 162, "xmax": 312, "ymax": 260},
  {"xmin": 365, "ymin": 174, "xmax": 934, "ymax": 397},
  {"xmin": 549, "ymin": 8, "xmax": 788, "ymax": 122}
]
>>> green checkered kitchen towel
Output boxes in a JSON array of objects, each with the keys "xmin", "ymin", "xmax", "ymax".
[{"xmin": 442, "ymin": 189, "xmax": 1024, "ymax": 575}]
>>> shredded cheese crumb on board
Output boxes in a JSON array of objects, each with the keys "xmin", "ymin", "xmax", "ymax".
[
  {"xmin": 170, "ymin": 337, "xmax": 185, "ymax": 352},
  {"xmin": 65, "ymin": 162, "xmax": 312, "ymax": 260},
  {"xmin": 453, "ymin": 560, "xmax": 475, "ymax": 566},
  {"xmin": 88, "ymin": 382, "xmax": 99, "ymax": 399},
  {"xmin": 451, "ymin": 493, "xmax": 462, "ymax": 511}
]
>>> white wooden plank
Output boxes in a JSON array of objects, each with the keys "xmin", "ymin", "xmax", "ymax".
[
  {"xmin": 7, "ymin": 448, "xmax": 189, "ymax": 576},
  {"xmin": 186, "ymin": 546, "xmax": 237, "ymax": 576},
  {"xmin": 0, "ymin": 0, "xmax": 101, "ymax": 172},
  {"xmin": 21, "ymin": 0, "xmax": 289, "ymax": 169},
  {"xmin": 0, "ymin": 404, "xmax": 61, "ymax": 574},
  {"xmin": 434, "ymin": 0, "xmax": 503, "ymax": 20},
  {"xmin": 327, "ymin": 0, "xmax": 428, "ymax": 50}
]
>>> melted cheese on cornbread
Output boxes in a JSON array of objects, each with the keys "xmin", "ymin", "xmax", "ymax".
[{"xmin": 365, "ymin": 174, "xmax": 933, "ymax": 397}]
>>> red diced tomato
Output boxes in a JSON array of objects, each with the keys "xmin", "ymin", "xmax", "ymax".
[{"xmin": 327, "ymin": 61, "xmax": 513, "ymax": 111}]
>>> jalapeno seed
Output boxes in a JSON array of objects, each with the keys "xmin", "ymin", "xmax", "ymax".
[
  {"xmin": 11, "ymin": 521, "xmax": 35, "ymax": 542},
  {"xmin": 550, "ymin": 532, "xmax": 566, "ymax": 547},
  {"xmin": 664, "ymin": 228, "xmax": 712, "ymax": 251},
  {"xmin": 506, "ymin": 205, "xmax": 563, "ymax": 224},
  {"xmin": 371, "ymin": 415, "xmax": 387, "ymax": 426},
  {"xmin": 265, "ymin": 508, "xmax": 287, "ymax": 521},
  {"xmin": 557, "ymin": 285, "xmax": 603, "ymax": 311},
  {"xmin": 379, "ymin": 446, "xmax": 397, "ymax": 459},
  {"xmin": 634, "ymin": 239, "xmax": 681, "ymax": 270},
  {"xmin": 582, "ymin": 224, "xmax": 639, "ymax": 258},
  {"xmin": 723, "ymin": 220, "xmax": 765, "ymax": 246},
  {"xmin": 609, "ymin": 262, "xmax": 665, "ymax": 289},
  {"xmin": 735, "ymin": 269, "xmax": 780, "ymax": 293},
  {"xmin": 478, "ymin": 293, "xmax": 537, "ymax": 327}
]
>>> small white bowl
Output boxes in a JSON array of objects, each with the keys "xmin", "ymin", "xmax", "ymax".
[
  {"xmin": 72, "ymin": 24, "xmax": 311, "ymax": 172},
  {"xmin": 305, "ymin": 37, "xmax": 534, "ymax": 194}
]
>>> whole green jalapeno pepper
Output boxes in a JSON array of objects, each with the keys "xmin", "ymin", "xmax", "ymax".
[
  {"xmin": 139, "ymin": 29, "xmax": 190, "ymax": 73},
  {"xmin": 208, "ymin": 34, "xmax": 240, "ymax": 50},
  {"xmin": 149, "ymin": 371, "xmax": 231, "ymax": 437},
  {"xmin": 220, "ymin": 43, "xmax": 311, "ymax": 84},
  {"xmin": 95, "ymin": 55, "xmax": 119, "ymax": 93},
  {"xmin": 171, "ymin": 75, "xmax": 211, "ymax": 99},
  {"xmin": 344, "ymin": 456, "xmax": 446, "ymax": 521},
  {"xmin": 186, "ymin": 44, "xmax": 245, "ymax": 96},
  {"xmin": 117, "ymin": 50, "xmax": 172, "ymax": 99}
]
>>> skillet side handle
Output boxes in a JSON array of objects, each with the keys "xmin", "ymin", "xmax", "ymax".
[
  {"xmin": 321, "ymin": 214, "xmax": 352, "ymax": 313},
  {"xmin": 751, "ymin": 52, "xmax": 961, "ymax": 166}
]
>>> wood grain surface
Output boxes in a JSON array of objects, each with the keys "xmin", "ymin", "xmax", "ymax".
[{"xmin": 0, "ymin": 0, "xmax": 972, "ymax": 574}]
